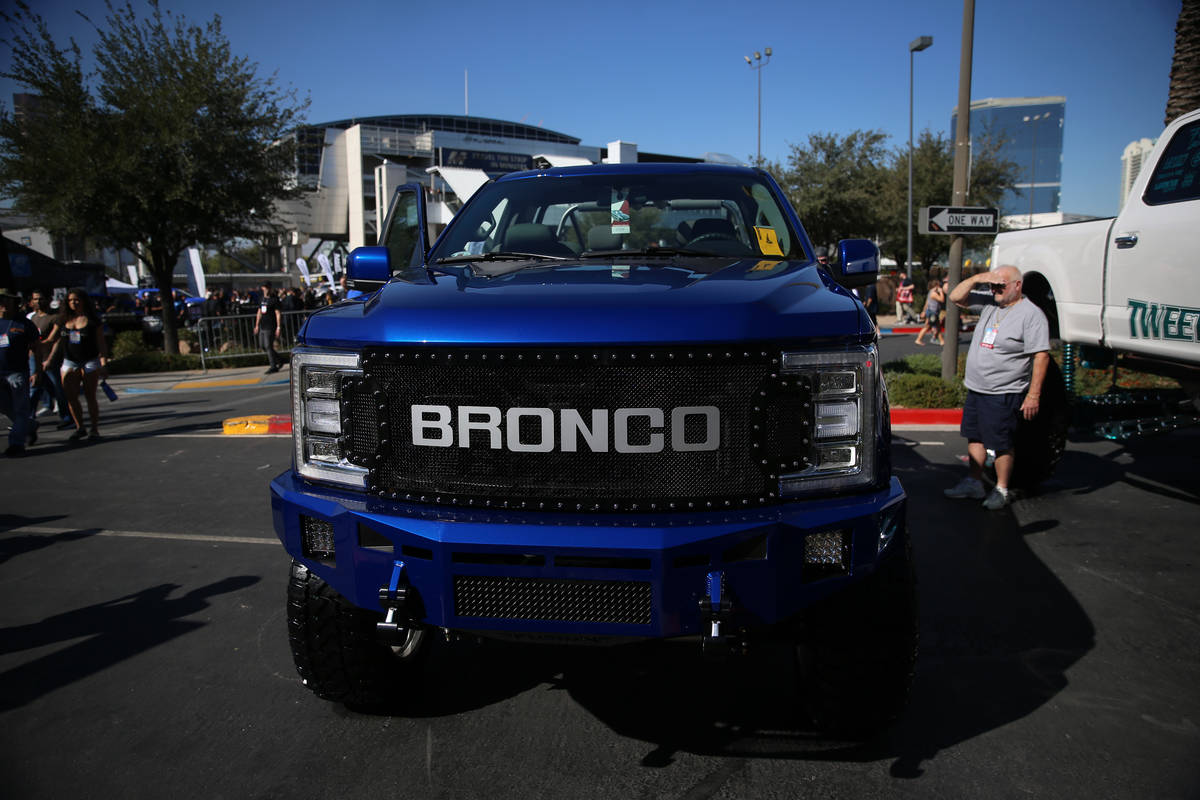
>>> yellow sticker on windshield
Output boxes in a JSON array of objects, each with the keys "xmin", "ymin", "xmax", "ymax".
[{"xmin": 754, "ymin": 227, "xmax": 784, "ymax": 256}]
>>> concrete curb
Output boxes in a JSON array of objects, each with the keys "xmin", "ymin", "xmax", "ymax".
[
  {"xmin": 889, "ymin": 408, "xmax": 963, "ymax": 425},
  {"xmin": 222, "ymin": 415, "xmax": 292, "ymax": 435}
]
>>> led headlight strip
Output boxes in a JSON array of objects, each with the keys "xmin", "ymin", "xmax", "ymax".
[
  {"xmin": 291, "ymin": 348, "xmax": 367, "ymax": 489},
  {"xmin": 777, "ymin": 345, "xmax": 878, "ymax": 495}
]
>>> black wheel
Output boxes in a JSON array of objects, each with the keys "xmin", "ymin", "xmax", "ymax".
[
  {"xmin": 1009, "ymin": 356, "xmax": 1070, "ymax": 490},
  {"xmin": 794, "ymin": 539, "xmax": 918, "ymax": 738},
  {"xmin": 286, "ymin": 559, "xmax": 427, "ymax": 707},
  {"xmin": 1023, "ymin": 273, "xmax": 1060, "ymax": 340}
]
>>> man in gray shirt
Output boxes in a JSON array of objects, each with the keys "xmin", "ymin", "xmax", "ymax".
[{"xmin": 944, "ymin": 265, "xmax": 1050, "ymax": 509}]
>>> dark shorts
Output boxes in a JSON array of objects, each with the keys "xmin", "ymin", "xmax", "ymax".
[{"xmin": 961, "ymin": 390, "xmax": 1024, "ymax": 452}]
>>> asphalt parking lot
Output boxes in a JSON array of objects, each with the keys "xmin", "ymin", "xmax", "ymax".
[{"xmin": 1, "ymin": 357, "xmax": 1198, "ymax": 799}]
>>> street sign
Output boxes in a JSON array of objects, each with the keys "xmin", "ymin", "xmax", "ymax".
[{"xmin": 919, "ymin": 206, "xmax": 999, "ymax": 235}]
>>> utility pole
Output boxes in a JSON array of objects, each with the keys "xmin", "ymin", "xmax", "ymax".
[{"xmin": 943, "ymin": 0, "xmax": 975, "ymax": 381}]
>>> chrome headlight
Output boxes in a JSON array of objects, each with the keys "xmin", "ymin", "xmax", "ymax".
[
  {"xmin": 291, "ymin": 348, "xmax": 367, "ymax": 489},
  {"xmin": 777, "ymin": 345, "xmax": 878, "ymax": 495}
]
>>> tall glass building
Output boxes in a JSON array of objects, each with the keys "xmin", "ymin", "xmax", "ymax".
[{"xmin": 950, "ymin": 97, "xmax": 1066, "ymax": 217}]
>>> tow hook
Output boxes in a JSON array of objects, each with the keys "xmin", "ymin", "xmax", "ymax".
[
  {"xmin": 699, "ymin": 570, "xmax": 743, "ymax": 658},
  {"xmin": 377, "ymin": 560, "xmax": 417, "ymax": 644}
]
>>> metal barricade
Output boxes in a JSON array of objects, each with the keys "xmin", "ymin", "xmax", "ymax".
[{"xmin": 196, "ymin": 310, "xmax": 311, "ymax": 370}]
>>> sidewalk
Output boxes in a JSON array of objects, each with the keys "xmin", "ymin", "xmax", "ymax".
[{"xmin": 110, "ymin": 363, "xmax": 291, "ymax": 395}]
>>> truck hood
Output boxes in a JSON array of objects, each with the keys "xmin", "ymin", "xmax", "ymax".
[{"xmin": 300, "ymin": 257, "xmax": 874, "ymax": 348}]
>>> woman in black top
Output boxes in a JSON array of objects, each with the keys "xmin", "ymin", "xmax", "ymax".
[{"xmin": 43, "ymin": 288, "xmax": 109, "ymax": 441}]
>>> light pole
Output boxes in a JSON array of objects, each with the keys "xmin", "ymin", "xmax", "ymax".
[
  {"xmin": 1023, "ymin": 111, "xmax": 1051, "ymax": 228},
  {"xmin": 907, "ymin": 36, "xmax": 933, "ymax": 282},
  {"xmin": 744, "ymin": 47, "xmax": 772, "ymax": 164}
]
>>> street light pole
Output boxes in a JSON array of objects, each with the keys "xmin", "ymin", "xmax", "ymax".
[
  {"xmin": 745, "ymin": 48, "xmax": 772, "ymax": 164},
  {"xmin": 907, "ymin": 36, "xmax": 933, "ymax": 283}
]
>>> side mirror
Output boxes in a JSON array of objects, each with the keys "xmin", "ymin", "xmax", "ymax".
[
  {"xmin": 347, "ymin": 246, "xmax": 391, "ymax": 292},
  {"xmin": 833, "ymin": 239, "xmax": 879, "ymax": 288}
]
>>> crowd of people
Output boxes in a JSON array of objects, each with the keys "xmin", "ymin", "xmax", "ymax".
[
  {"xmin": 1, "ymin": 286, "xmax": 112, "ymax": 456},
  {"xmin": 1, "ymin": 279, "xmax": 344, "ymax": 456}
]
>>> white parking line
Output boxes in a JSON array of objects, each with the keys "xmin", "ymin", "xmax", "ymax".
[{"xmin": 8, "ymin": 525, "xmax": 277, "ymax": 545}]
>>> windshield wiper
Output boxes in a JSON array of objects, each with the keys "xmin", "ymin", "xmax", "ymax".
[
  {"xmin": 578, "ymin": 247, "xmax": 722, "ymax": 259},
  {"xmin": 436, "ymin": 251, "xmax": 570, "ymax": 264}
]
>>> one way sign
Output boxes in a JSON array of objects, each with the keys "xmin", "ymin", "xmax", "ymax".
[{"xmin": 919, "ymin": 206, "xmax": 999, "ymax": 235}]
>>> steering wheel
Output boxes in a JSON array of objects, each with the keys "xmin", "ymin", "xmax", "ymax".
[{"xmin": 688, "ymin": 232, "xmax": 739, "ymax": 245}]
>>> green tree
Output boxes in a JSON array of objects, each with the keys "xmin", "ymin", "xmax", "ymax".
[
  {"xmin": 0, "ymin": 0, "xmax": 306, "ymax": 353},
  {"xmin": 876, "ymin": 129, "xmax": 1019, "ymax": 275},
  {"xmin": 771, "ymin": 129, "xmax": 890, "ymax": 252}
]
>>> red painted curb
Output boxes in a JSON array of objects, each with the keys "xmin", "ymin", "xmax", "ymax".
[
  {"xmin": 889, "ymin": 408, "xmax": 963, "ymax": 425},
  {"xmin": 267, "ymin": 415, "xmax": 292, "ymax": 434}
]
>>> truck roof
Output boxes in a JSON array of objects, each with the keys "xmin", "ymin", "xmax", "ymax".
[{"xmin": 496, "ymin": 162, "xmax": 764, "ymax": 182}]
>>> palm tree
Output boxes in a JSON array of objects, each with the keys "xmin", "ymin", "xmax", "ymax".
[{"xmin": 1166, "ymin": 0, "xmax": 1200, "ymax": 125}]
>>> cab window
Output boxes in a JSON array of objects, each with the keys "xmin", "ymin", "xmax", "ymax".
[{"xmin": 1143, "ymin": 119, "xmax": 1200, "ymax": 206}]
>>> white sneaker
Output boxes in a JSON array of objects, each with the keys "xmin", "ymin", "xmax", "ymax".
[
  {"xmin": 944, "ymin": 477, "xmax": 986, "ymax": 499},
  {"xmin": 982, "ymin": 487, "xmax": 1012, "ymax": 510}
]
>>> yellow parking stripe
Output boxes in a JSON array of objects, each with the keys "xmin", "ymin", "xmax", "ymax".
[{"xmin": 175, "ymin": 377, "xmax": 262, "ymax": 389}]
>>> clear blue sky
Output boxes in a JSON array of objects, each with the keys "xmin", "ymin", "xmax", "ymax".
[{"xmin": 2, "ymin": 0, "xmax": 1183, "ymax": 218}]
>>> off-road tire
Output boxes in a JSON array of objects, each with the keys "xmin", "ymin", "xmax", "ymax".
[
  {"xmin": 286, "ymin": 559, "xmax": 426, "ymax": 707},
  {"xmin": 795, "ymin": 538, "xmax": 918, "ymax": 738}
]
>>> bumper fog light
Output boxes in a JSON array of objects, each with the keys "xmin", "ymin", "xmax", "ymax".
[
  {"xmin": 804, "ymin": 529, "xmax": 848, "ymax": 567},
  {"xmin": 301, "ymin": 515, "xmax": 336, "ymax": 560}
]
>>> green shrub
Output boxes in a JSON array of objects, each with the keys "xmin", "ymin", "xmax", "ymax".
[
  {"xmin": 884, "ymin": 372, "xmax": 966, "ymax": 408},
  {"xmin": 882, "ymin": 353, "xmax": 942, "ymax": 376},
  {"xmin": 111, "ymin": 330, "xmax": 150, "ymax": 360},
  {"xmin": 107, "ymin": 349, "xmax": 273, "ymax": 373},
  {"xmin": 108, "ymin": 351, "xmax": 202, "ymax": 373}
]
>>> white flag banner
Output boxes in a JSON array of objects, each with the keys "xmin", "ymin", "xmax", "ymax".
[
  {"xmin": 295, "ymin": 257, "xmax": 312, "ymax": 285},
  {"xmin": 186, "ymin": 247, "xmax": 206, "ymax": 297},
  {"xmin": 316, "ymin": 253, "xmax": 336, "ymax": 287}
]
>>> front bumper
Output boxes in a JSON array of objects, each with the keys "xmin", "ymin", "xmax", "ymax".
[{"xmin": 270, "ymin": 471, "xmax": 907, "ymax": 639}]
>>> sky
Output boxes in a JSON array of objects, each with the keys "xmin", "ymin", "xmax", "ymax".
[{"xmin": 1, "ymin": 0, "xmax": 1184, "ymax": 218}]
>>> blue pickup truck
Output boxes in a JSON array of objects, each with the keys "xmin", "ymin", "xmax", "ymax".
[{"xmin": 270, "ymin": 163, "xmax": 915, "ymax": 734}]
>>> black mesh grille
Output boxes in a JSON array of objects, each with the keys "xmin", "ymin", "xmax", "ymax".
[
  {"xmin": 454, "ymin": 575, "xmax": 652, "ymax": 624},
  {"xmin": 343, "ymin": 346, "xmax": 812, "ymax": 510}
]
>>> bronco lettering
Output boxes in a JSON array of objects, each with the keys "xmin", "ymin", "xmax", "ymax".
[{"xmin": 410, "ymin": 404, "xmax": 720, "ymax": 453}]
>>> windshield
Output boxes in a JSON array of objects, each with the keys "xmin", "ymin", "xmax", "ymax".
[{"xmin": 431, "ymin": 170, "xmax": 804, "ymax": 263}]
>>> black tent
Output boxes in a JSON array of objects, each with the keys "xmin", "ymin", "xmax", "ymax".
[{"xmin": 1, "ymin": 235, "xmax": 106, "ymax": 295}]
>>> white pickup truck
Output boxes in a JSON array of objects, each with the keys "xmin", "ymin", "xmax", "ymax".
[{"xmin": 991, "ymin": 106, "xmax": 1200, "ymax": 404}]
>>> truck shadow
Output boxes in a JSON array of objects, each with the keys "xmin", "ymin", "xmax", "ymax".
[
  {"xmin": 1041, "ymin": 427, "xmax": 1199, "ymax": 506},
  {"xmin": 553, "ymin": 436, "xmax": 1097, "ymax": 776}
]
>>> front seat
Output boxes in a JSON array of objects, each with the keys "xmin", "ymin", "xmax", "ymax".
[
  {"xmin": 502, "ymin": 223, "xmax": 577, "ymax": 258},
  {"xmin": 586, "ymin": 227, "xmax": 624, "ymax": 252}
]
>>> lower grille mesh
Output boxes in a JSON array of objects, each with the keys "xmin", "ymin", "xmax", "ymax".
[{"xmin": 454, "ymin": 575, "xmax": 652, "ymax": 625}]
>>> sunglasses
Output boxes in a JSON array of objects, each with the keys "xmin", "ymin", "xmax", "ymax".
[{"xmin": 989, "ymin": 282, "xmax": 1010, "ymax": 291}]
